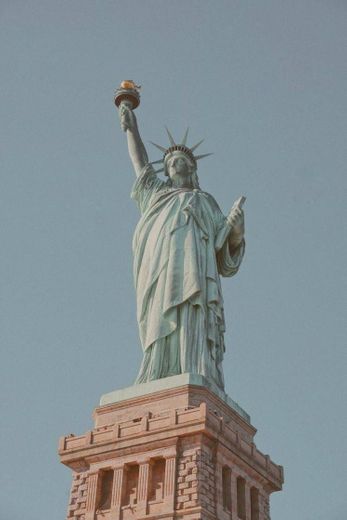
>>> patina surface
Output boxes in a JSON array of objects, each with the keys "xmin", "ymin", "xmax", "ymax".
[{"xmin": 118, "ymin": 96, "xmax": 245, "ymax": 391}]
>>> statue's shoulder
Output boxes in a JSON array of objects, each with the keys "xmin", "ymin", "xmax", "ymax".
[
  {"xmin": 131, "ymin": 164, "xmax": 166, "ymax": 206},
  {"xmin": 136, "ymin": 164, "xmax": 165, "ymax": 188},
  {"xmin": 200, "ymin": 191, "xmax": 221, "ymax": 210}
]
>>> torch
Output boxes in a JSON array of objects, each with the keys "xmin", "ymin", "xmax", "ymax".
[{"xmin": 114, "ymin": 80, "xmax": 141, "ymax": 110}]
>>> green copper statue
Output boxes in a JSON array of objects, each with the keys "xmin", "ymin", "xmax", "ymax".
[{"xmin": 116, "ymin": 83, "xmax": 245, "ymax": 391}]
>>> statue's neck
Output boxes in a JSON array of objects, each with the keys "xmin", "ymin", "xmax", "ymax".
[{"xmin": 171, "ymin": 173, "xmax": 194, "ymax": 189}]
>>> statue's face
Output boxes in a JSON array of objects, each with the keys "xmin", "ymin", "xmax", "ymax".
[{"xmin": 166, "ymin": 152, "xmax": 191, "ymax": 178}]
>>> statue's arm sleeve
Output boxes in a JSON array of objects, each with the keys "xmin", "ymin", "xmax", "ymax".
[
  {"xmin": 216, "ymin": 236, "xmax": 245, "ymax": 277},
  {"xmin": 130, "ymin": 163, "xmax": 165, "ymax": 213}
]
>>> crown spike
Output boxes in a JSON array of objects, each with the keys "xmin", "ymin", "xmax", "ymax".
[
  {"xmin": 181, "ymin": 127, "xmax": 189, "ymax": 146},
  {"xmin": 149, "ymin": 141, "xmax": 167, "ymax": 153},
  {"xmin": 165, "ymin": 127, "xmax": 176, "ymax": 147},
  {"xmin": 195, "ymin": 153, "xmax": 213, "ymax": 161},
  {"xmin": 149, "ymin": 159, "xmax": 164, "ymax": 165},
  {"xmin": 191, "ymin": 139, "xmax": 204, "ymax": 152}
]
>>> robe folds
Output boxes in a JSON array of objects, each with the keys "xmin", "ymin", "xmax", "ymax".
[{"xmin": 131, "ymin": 164, "xmax": 244, "ymax": 390}]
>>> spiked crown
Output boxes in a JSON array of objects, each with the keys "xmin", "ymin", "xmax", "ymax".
[{"xmin": 149, "ymin": 128, "xmax": 212, "ymax": 175}]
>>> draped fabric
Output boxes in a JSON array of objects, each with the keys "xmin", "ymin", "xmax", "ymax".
[{"xmin": 131, "ymin": 164, "xmax": 244, "ymax": 390}]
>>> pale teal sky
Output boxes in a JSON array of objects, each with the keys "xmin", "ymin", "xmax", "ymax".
[{"xmin": 1, "ymin": 1, "xmax": 346, "ymax": 519}]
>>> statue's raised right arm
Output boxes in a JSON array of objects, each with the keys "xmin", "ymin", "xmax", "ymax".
[{"xmin": 119, "ymin": 102, "xmax": 148, "ymax": 177}]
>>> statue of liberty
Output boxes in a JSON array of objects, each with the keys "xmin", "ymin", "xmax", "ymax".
[{"xmin": 117, "ymin": 84, "xmax": 245, "ymax": 391}]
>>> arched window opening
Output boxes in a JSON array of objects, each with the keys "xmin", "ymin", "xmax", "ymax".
[
  {"xmin": 122, "ymin": 464, "xmax": 139, "ymax": 507},
  {"xmin": 251, "ymin": 486, "xmax": 259, "ymax": 520},
  {"xmin": 148, "ymin": 458, "xmax": 166, "ymax": 502},
  {"xmin": 97, "ymin": 469, "xmax": 114, "ymax": 511},
  {"xmin": 222, "ymin": 466, "xmax": 232, "ymax": 511},
  {"xmin": 237, "ymin": 476, "xmax": 246, "ymax": 520}
]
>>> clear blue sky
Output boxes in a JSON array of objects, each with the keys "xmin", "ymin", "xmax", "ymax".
[{"xmin": 1, "ymin": 1, "xmax": 346, "ymax": 519}]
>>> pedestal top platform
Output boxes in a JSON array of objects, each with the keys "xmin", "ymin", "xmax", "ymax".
[{"xmin": 100, "ymin": 373, "xmax": 250, "ymax": 423}]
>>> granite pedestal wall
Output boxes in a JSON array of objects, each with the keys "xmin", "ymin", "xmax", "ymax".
[{"xmin": 59, "ymin": 375, "xmax": 283, "ymax": 520}]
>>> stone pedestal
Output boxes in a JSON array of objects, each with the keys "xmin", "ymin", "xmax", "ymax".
[{"xmin": 59, "ymin": 375, "xmax": 283, "ymax": 520}]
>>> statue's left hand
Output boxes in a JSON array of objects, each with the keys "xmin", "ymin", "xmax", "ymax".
[{"xmin": 227, "ymin": 206, "xmax": 245, "ymax": 244}]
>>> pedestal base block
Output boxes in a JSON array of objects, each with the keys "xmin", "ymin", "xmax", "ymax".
[{"xmin": 59, "ymin": 377, "xmax": 283, "ymax": 520}]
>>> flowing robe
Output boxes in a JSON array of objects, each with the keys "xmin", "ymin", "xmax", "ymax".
[{"xmin": 131, "ymin": 164, "xmax": 245, "ymax": 390}]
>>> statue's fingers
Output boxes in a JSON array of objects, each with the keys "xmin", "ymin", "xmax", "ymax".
[
  {"xmin": 236, "ymin": 208, "xmax": 244, "ymax": 220},
  {"xmin": 120, "ymin": 104, "xmax": 129, "ymax": 117}
]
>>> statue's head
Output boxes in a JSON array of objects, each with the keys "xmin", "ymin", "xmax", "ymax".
[
  {"xmin": 164, "ymin": 151, "xmax": 199, "ymax": 189},
  {"xmin": 165, "ymin": 151, "xmax": 195, "ymax": 177},
  {"xmin": 150, "ymin": 128, "xmax": 212, "ymax": 189}
]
